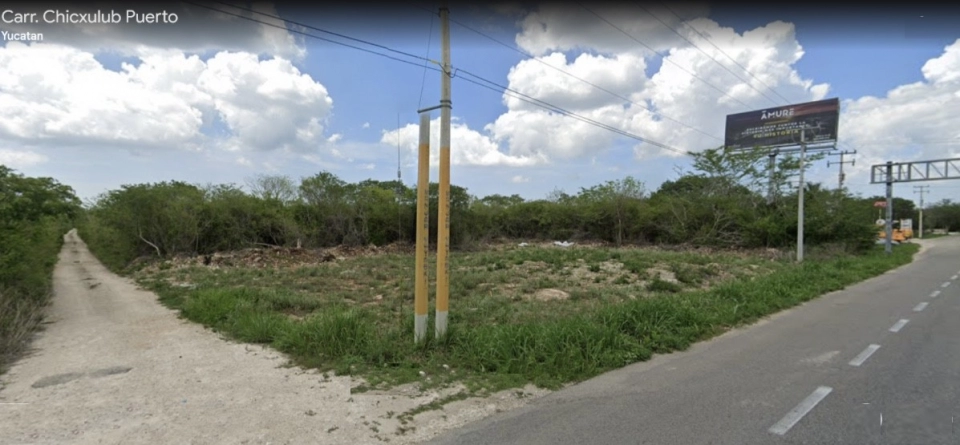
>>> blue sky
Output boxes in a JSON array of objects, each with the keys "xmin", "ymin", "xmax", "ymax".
[{"xmin": 2, "ymin": 2, "xmax": 959, "ymax": 208}]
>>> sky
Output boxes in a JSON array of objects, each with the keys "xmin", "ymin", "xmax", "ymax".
[{"xmin": 1, "ymin": 1, "xmax": 960, "ymax": 210}]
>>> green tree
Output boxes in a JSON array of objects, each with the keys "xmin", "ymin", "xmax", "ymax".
[
  {"xmin": 298, "ymin": 171, "xmax": 353, "ymax": 245},
  {"xmin": 0, "ymin": 166, "xmax": 81, "ymax": 225},
  {"xmin": 86, "ymin": 181, "xmax": 206, "ymax": 257},
  {"xmin": 245, "ymin": 174, "xmax": 298, "ymax": 204}
]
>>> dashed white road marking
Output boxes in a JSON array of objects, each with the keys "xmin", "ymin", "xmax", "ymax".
[
  {"xmin": 889, "ymin": 319, "xmax": 909, "ymax": 333},
  {"xmin": 769, "ymin": 386, "xmax": 833, "ymax": 436},
  {"xmin": 943, "ymin": 282, "xmax": 951, "ymax": 288},
  {"xmin": 931, "ymin": 290, "xmax": 941, "ymax": 298},
  {"xmin": 914, "ymin": 302, "xmax": 929, "ymax": 312},
  {"xmin": 849, "ymin": 344, "xmax": 881, "ymax": 367},
  {"xmin": 952, "ymin": 275, "xmax": 958, "ymax": 280}
]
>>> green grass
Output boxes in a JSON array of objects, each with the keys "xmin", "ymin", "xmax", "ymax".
[
  {"xmin": 131, "ymin": 242, "xmax": 918, "ymax": 394},
  {"xmin": 917, "ymin": 233, "xmax": 953, "ymax": 240}
]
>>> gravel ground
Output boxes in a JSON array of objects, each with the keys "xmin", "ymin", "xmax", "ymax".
[{"xmin": 0, "ymin": 230, "xmax": 548, "ymax": 445}]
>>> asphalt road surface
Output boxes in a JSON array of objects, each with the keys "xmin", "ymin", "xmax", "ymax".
[{"xmin": 426, "ymin": 237, "xmax": 960, "ymax": 445}]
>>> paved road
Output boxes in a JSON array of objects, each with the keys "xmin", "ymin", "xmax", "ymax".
[{"xmin": 425, "ymin": 237, "xmax": 960, "ymax": 445}]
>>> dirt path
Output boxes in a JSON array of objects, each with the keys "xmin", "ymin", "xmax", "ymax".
[{"xmin": 0, "ymin": 230, "xmax": 547, "ymax": 444}]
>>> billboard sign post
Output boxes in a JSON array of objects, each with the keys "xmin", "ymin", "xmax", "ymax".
[{"xmin": 724, "ymin": 98, "xmax": 840, "ymax": 263}]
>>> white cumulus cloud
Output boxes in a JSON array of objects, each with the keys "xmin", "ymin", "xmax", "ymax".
[
  {"xmin": 0, "ymin": 42, "xmax": 334, "ymax": 155},
  {"xmin": 839, "ymin": 38, "xmax": 960, "ymax": 183},
  {"xmin": 0, "ymin": 149, "xmax": 49, "ymax": 168},
  {"xmin": 514, "ymin": 2, "xmax": 711, "ymax": 57},
  {"xmin": 485, "ymin": 12, "xmax": 831, "ymax": 164},
  {"xmin": 381, "ymin": 117, "xmax": 540, "ymax": 168}
]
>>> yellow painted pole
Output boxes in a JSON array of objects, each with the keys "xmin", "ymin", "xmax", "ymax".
[
  {"xmin": 414, "ymin": 113, "xmax": 430, "ymax": 343},
  {"xmin": 435, "ymin": 0, "xmax": 451, "ymax": 338}
]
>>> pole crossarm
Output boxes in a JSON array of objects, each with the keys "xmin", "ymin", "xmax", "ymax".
[
  {"xmin": 826, "ymin": 150, "xmax": 856, "ymax": 166},
  {"xmin": 871, "ymin": 157, "xmax": 960, "ymax": 184}
]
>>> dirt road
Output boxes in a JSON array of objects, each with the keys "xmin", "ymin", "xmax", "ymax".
[{"xmin": 0, "ymin": 230, "xmax": 546, "ymax": 444}]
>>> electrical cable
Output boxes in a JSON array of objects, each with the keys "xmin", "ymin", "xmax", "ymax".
[
  {"xmin": 182, "ymin": 0, "xmax": 700, "ymax": 158},
  {"xmin": 436, "ymin": 5, "xmax": 724, "ymax": 142},
  {"xmin": 576, "ymin": 1, "xmax": 752, "ymax": 110},
  {"xmin": 182, "ymin": 1, "xmax": 441, "ymax": 70},
  {"xmin": 634, "ymin": 2, "xmax": 782, "ymax": 107},
  {"xmin": 657, "ymin": 2, "xmax": 793, "ymax": 105},
  {"xmin": 417, "ymin": 11, "xmax": 435, "ymax": 109}
]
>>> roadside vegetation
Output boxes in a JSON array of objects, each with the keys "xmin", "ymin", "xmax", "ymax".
[
  {"xmin": 132, "ymin": 241, "xmax": 917, "ymax": 393},
  {"xmin": 917, "ymin": 232, "xmax": 953, "ymax": 239},
  {"xmin": 0, "ymin": 166, "xmax": 81, "ymax": 374},
  {"xmin": 71, "ymin": 146, "xmax": 926, "ymax": 394},
  {"xmin": 79, "ymin": 147, "xmax": 885, "ymax": 270},
  {"xmin": 923, "ymin": 200, "xmax": 960, "ymax": 233}
]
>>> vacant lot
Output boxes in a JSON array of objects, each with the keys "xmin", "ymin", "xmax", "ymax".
[{"xmin": 132, "ymin": 241, "xmax": 917, "ymax": 401}]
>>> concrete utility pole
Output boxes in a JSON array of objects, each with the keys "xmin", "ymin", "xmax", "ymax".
[
  {"xmin": 914, "ymin": 185, "xmax": 930, "ymax": 239},
  {"xmin": 435, "ymin": 0, "xmax": 452, "ymax": 338},
  {"xmin": 885, "ymin": 161, "xmax": 894, "ymax": 254},
  {"xmin": 413, "ymin": 113, "xmax": 430, "ymax": 344},
  {"xmin": 797, "ymin": 127, "xmax": 806, "ymax": 263},
  {"xmin": 767, "ymin": 149, "xmax": 778, "ymax": 204},
  {"xmin": 827, "ymin": 150, "xmax": 856, "ymax": 191}
]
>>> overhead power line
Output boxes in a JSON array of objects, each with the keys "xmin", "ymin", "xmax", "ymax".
[
  {"xmin": 575, "ymin": 1, "xmax": 753, "ymax": 110},
  {"xmin": 409, "ymin": 2, "xmax": 723, "ymax": 142},
  {"xmin": 178, "ymin": 0, "xmax": 696, "ymax": 157},
  {"xmin": 184, "ymin": 0, "xmax": 441, "ymax": 69},
  {"xmin": 181, "ymin": 1, "xmax": 440, "ymax": 71},
  {"xmin": 634, "ymin": 2, "xmax": 783, "ymax": 107},
  {"xmin": 456, "ymin": 68, "xmax": 691, "ymax": 155},
  {"xmin": 417, "ymin": 12, "xmax": 435, "ymax": 109},
  {"xmin": 657, "ymin": 1, "xmax": 793, "ymax": 106}
]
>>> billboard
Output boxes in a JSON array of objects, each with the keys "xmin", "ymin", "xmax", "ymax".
[{"xmin": 724, "ymin": 98, "xmax": 840, "ymax": 151}]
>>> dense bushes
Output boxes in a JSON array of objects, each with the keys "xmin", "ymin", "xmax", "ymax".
[
  {"xmin": 79, "ymin": 147, "xmax": 883, "ymax": 270},
  {"xmin": 924, "ymin": 199, "xmax": 960, "ymax": 232},
  {"xmin": 0, "ymin": 166, "xmax": 80, "ymax": 372}
]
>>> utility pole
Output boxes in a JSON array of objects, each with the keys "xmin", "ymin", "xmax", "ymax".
[
  {"xmin": 435, "ymin": 0, "xmax": 452, "ymax": 338},
  {"xmin": 827, "ymin": 150, "xmax": 856, "ymax": 191},
  {"xmin": 797, "ymin": 126, "xmax": 806, "ymax": 263},
  {"xmin": 885, "ymin": 161, "xmax": 894, "ymax": 254},
  {"xmin": 397, "ymin": 113, "xmax": 403, "ymax": 245},
  {"xmin": 413, "ymin": 112, "xmax": 431, "ymax": 344},
  {"xmin": 914, "ymin": 185, "xmax": 930, "ymax": 239},
  {"xmin": 767, "ymin": 149, "xmax": 778, "ymax": 204}
]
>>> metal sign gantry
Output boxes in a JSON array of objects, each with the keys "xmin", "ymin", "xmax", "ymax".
[
  {"xmin": 870, "ymin": 157, "xmax": 960, "ymax": 253},
  {"xmin": 871, "ymin": 157, "xmax": 960, "ymax": 184}
]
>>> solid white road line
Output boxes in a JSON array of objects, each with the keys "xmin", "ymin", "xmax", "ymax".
[
  {"xmin": 849, "ymin": 344, "xmax": 881, "ymax": 367},
  {"xmin": 769, "ymin": 386, "xmax": 833, "ymax": 436},
  {"xmin": 889, "ymin": 319, "xmax": 909, "ymax": 333},
  {"xmin": 931, "ymin": 290, "xmax": 941, "ymax": 298},
  {"xmin": 943, "ymin": 282, "xmax": 951, "ymax": 288},
  {"xmin": 914, "ymin": 302, "xmax": 929, "ymax": 312}
]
